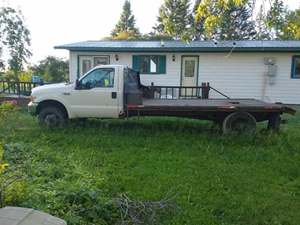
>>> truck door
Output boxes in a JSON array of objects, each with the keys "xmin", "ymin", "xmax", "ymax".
[{"xmin": 67, "ymin": 67, "xmax": 120, "ymax": 118}]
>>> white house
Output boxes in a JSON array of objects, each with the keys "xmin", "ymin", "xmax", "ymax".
[{"xmin": 55, "ymin": 40, "xmax": 300, "ymax": 104}]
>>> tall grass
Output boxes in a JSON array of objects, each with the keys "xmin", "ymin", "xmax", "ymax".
[{"xmin": 0, "ymin": 108, "xmax": 299, "ymax": 225}]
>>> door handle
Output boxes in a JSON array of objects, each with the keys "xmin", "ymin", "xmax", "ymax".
[
  {"xmin": 111, "ymin": 92, "xmax": 117, "ymax": 99},
  {"xmin": 62, "ymin": 92, "xmax": 71, "ymax": 96}
]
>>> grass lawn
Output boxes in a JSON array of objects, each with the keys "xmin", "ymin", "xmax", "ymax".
[{"xmin": 1, "ymin": 107, "xmax": 300, "ymax": 225}]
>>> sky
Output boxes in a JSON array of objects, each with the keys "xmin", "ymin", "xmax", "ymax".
[{"xmin": 1, "ymin": 0, "xmax": 299, "ymax": 64}]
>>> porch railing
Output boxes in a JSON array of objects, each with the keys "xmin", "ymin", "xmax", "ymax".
[{"xmin": 0, "ymin": 80, "xmax": 43, "ymax": 96}]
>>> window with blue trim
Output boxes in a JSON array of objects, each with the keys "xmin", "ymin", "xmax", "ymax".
[
  {"xmin": 292, "ymin": 56, "xmax": 300, "ymax": 79},
  {"xmin": 132, "ymin": 55, "xmax": 166, "ymax": 74}
]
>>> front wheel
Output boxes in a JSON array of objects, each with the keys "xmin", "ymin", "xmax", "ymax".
[
  {"xmin": 222, "ymin": 112, "xmax": 256, "ymax": 135},
  {"xmin": 38, "ymin": 106, "xmax": 67, "ymax": 128}
]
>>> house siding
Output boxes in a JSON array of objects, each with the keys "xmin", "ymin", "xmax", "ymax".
[{"xmin": 69, "ymin": 51, "xmax": 300, "ymax": 104}]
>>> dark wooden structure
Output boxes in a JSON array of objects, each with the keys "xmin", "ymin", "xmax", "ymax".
[
  {"xmin": 126, "ymin": 82, "xmax": 296, "ymax": 133},
  {"xmin": 0, "ymin": 80, "xmax": 44, "ymax": 107},
  {"xmin": 128, "ymin": 98, "xmax": 294, "ymax": 121},
  {"xmin": 0, "ymin": 80, "xmax": 41, "ymax": 96}
]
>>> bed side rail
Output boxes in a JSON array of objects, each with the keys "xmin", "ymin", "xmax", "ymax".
[{"xmin": 142, "ymin": 82, "xmax": 230, "ymax": 100}]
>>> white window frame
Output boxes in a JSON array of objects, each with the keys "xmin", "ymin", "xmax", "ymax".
[{"xmin": 78, "ymin": 55, "xmax": 110, "ymax": 78}]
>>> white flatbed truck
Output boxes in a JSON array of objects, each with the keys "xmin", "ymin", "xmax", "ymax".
[{"xmin": 28, "ymin": 65, "xmax": 296, "ymax": 133}]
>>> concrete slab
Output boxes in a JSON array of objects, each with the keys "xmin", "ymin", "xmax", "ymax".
[{"xmin": 0, "ymin": 207, "xmax": 67, "ymax": 225}]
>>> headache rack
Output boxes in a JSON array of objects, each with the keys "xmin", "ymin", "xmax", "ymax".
[{"xmin": 142, "ymin": 82, "xmax": 231, "ymax": 100}]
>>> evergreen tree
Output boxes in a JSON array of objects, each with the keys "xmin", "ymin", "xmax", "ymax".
[
  {"xmin": 266, "ymin": 0, "xmax": 287, "ymax": 39},
  {"xmin": 216, "ymin": 1, "xmax": 257, "ymax": 40},
  {"xmin": 111, "ymin": 0, "xmax": 140, "ymax": 40},
  {"xmin": 154, "ymin": 0, "xmax": 193, "ymax": 40},
  {"xmin": 255, "ymin": 4, "xmax": 271, "ymax": 40}
]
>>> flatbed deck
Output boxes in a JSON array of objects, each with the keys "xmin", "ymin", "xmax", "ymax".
[
  {"xmin": 125, "ymin": 82, "xmax": 296, "ymax": 132},
  {"xmin": 142, "ymin": 98, "xmax": 284, "ymax": 111},
  {"xmin": 127, "ymin": 98, "xmax": 295, "ymax": 122}
]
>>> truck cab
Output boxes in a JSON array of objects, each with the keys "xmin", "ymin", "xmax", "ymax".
[{"xmin": 29, "ymin": 65, "xmax": 138, "ymax": 126}]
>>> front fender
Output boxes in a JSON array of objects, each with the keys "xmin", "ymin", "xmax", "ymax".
[{"xmin": 35, "ymin": 95, "xmax": 74, "ymax": 119}]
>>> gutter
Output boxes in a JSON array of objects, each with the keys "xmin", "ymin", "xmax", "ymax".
[{"xmin": 54, "ymin": 46, "xmax": 300, "ymax": 53}]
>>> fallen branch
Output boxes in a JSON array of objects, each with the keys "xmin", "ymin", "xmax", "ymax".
[{"xmin": 114, "ymin": 192, "xmax": 178, "ymax": 225}]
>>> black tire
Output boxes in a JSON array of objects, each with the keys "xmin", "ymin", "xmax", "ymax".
[
  {"xmin": 222, "ymin": 112, "xmax": 256, "ymax": 135},
  {"xmin": 38, "ymin": 106, "xmax": 67, "ymax": 128},
  {"xmin": 71, "ymin": 118, "xmax": 88, "ymax": 126},
  {"xmin": 267, "ymin": 113, "xmax": 281, "ymax": 132},
  {"xmin": 211, "ymin": 120, "xmax": 222, "ymax": 131}
]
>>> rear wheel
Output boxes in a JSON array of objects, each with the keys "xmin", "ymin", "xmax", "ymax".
[
  {"xmin": 222, "ymin": 112, "xmax": 256, "ymax": 135},
  {"xmin": 267, "ymin": 113, "xmax": 281, "ymax": 132},
  {"xmin": 38, "ymin": 106, "xmax": 67, "ymax": 128}
]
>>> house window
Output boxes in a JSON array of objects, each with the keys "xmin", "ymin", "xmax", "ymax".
[
  {"xmin": 184, "ymin": 60, "xmax": 196, "ymax": 77},
  {"xmin": 94, "ymin": 56, "xmax": 110, "ymax": 66},
  {"xmin": 132, "ymin": 55, "xmax": 166, "ymax": 74},
  {"xmin": 82, "ymin": 59, "xmax": 92, "ymax": 75},
  {"xmin": 79, "ymin": 55, "xmax": 110, "ymax": 77},
  {"xmin": 292, "ymin": 56, "xmax": 300, "ymax": 79}
]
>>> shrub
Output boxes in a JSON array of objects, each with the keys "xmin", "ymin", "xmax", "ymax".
[
  {"xmin": 55, "ymin": 188, "xmax": 119, "ymax": 225},
  {"xmin": 0, "ymin": 143, "xmax": 26, "ymax": 207},
  {"xmin": 0, "ymin": 100, "xmax": 18, "ymax": 127}
]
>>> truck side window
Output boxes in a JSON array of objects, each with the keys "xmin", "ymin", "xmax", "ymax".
[
  {"xmin": 125, "ymin": 69, "xmax": 139, "ymax": 86},
  {"xmin": 80, "ymin": 68, "xmax": 115, "ymax": 89}
]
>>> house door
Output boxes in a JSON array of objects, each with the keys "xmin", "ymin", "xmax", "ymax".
[{"xmin": 181, "ymin": 56, "xmax": 198, "ymax": 97}]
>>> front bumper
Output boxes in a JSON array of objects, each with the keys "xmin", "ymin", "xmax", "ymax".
[{"xmin": 28, "ymin": 101, "xmax": 38, "ymax": 115}]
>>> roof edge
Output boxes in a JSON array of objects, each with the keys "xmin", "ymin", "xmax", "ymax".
[{"xmin": 54, "ymin": 46, "xmax": 300, "ymax": 53}]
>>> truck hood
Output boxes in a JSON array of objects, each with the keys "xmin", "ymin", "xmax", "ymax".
[{"xmin": 31, "ymin": 83, "xmax": 74, "ymax": 96}]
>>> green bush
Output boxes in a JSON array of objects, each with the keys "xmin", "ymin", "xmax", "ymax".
[
  {"xmin": 0, "ymin": 102, "xmax": 26, "ymax": 207},
  {"xmin": 55, "ymin": 188, "xmax": 118, "ymax": 225},
  {"xmin": 0, "ymin": 144, "xmax": 27, "ymax": 206},
  {"xmin": 0, "ymin": 100, "xmax": 17, "ymax": 116}
]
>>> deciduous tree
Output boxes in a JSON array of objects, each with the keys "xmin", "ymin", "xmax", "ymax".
[
  {"xmin": 0, "ymin": 7, "xmax": 31, "ymax": 79},
  {"xmin": 282, "ymin": 8, "xmax": 300, "ymax": 40},
  {"xmin": 192, "ymin": 0, "xmax": 206, "ymax": 40},
  {"xmin": 31, "ymin": 56, "xmax": 69, "ymax": 82},
  {"xmin": 195, "ymin": 0, "xmax": 256, "ymax": 40}
]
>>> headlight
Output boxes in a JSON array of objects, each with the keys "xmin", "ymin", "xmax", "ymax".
[{"xmin": 30, "ymin": 95, "xmax": 36, "ymax": 102}]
